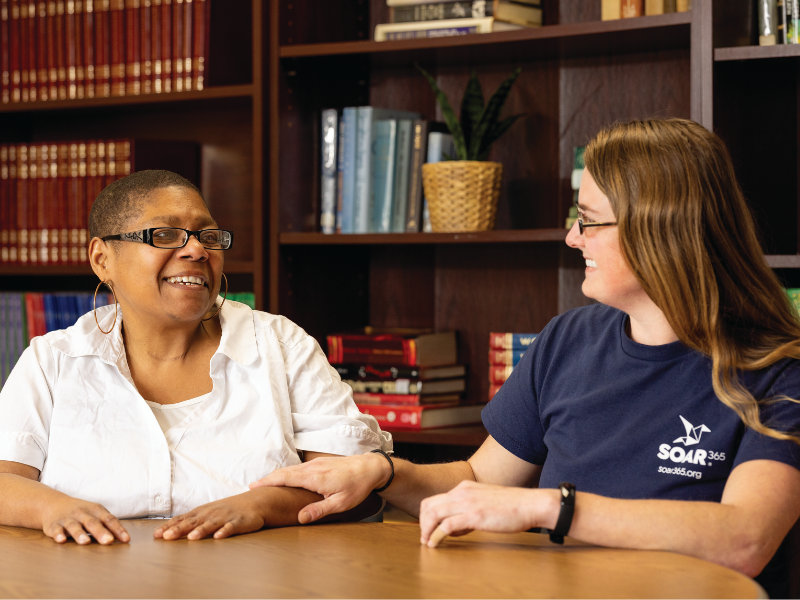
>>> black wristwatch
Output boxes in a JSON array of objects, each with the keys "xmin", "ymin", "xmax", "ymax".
[
  {"xmin": 371, "ymin": 449, "xmax": 394, "ymax": 492},
  {"xmin": 547, "ymin": 482, "xmax": 576, "ymax": 544}
]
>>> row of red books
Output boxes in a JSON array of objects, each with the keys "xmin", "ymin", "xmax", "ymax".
[
  {"xmin": 0, "ymin": 138, "xmax": 198, "ymax": 264},
  {"xmin": 1, "ymin": 0, "xmax": 209, "ymax": 104},
  {"xmin": 327, "ymin": 329, "xmax": 484, "ymax": 430},
  {"xmin": 487, "ymin": 332, "xmax": 537, "ymax": 400}
]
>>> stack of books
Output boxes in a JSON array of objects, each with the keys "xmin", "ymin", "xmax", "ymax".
[
  {"xmin": 320, "ymin": 108, "xmax": 457, "ymax": 234},
  {"xmin": 1, "ymin": 0, "xmax": 210, "ymax": 104},
  {"xmin": 374, "ymin": 0, "xmax": 542, "ymax": 41},
  {"xmin": 786, "ymin": 288, "xmax": 800, "ymax": 314},
  {"xmin": 602, "ymin": 0, "xmax": 690, "ymax": 20},
  {"xmin": 327, "ymin": 328, "xmax": 481, "ymax": 430},
  {"xmin": 488, "ymin": 331, "xmax": 536, "ymax": 400},
  {"xmin": 0, "ymin": 138, "xmax": 198, "ymax": 265},
  {"xmin": 0, "ymin": 290, "xmax": 114, "ymax": 385}
]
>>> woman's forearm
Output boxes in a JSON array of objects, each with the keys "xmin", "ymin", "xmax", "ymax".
[{"xmin": 0, "ymin": 473, "xmax": 68, "ymax": 529}]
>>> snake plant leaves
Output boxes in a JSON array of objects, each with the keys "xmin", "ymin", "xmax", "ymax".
[
  {"xmin": 476, "ymin": 113, "xmax": 524, "ymax": 161},
  {"xmin": 415, "ymin": 64, "xmax": 468, "ymax": 160},
  {"xmin": 460, "ymin": 72, "xmax": 484, "ymax": 154},
  {"xmin": 468, "ymin": 67, "xmax": 521, "ymax": 160}
]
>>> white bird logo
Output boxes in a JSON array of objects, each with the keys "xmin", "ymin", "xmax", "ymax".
[{"xmin": 673, "ymin": 415, "xmax": 710, "ymax": 446}]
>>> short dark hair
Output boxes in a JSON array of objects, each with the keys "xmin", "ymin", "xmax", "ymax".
[{"xmin": 89, "ymin": 170, "xmax": 206, "ymax": 240}]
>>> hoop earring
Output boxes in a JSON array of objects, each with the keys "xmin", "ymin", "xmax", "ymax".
[
  {"xmin": 94, "ymin": 281, "xmax": 118, "ymax": 335},
  {"xmin": 202, "ymin": 273, "xmax": 228, "ymax": 322}
]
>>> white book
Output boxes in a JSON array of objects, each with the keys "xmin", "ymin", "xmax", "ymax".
[
  {"xmin": 387, "ymin": 0, "xmax": 540, "ymax": 5},
  {"xmin": 374, "ymin": 17, "xmax": 523, "ymax": 41}
]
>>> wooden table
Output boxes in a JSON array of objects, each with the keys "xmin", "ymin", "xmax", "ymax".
[{"xmin": 0, "ymin": 520, "xmax": 764, "ymax": 598}]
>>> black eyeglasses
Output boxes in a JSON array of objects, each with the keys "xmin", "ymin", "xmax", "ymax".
[
  {"xmin": 575, "ymin": 203, "xmax": 617, "ymax": 235},
  {"xmin": 102, "ymin": 227, "xmax": 234, "ymax": 250}
]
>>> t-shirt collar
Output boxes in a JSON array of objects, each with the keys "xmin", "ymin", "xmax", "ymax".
[{"xmin": 618, "ymin": 312, "xmax": 692, "ymax": 361}]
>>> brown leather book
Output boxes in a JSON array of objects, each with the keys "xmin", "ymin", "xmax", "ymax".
[
  {"xmin": 140, "ymin": 0, "xmax": 151, "ymax": 93},
  {"xmin": 93, "ymin": 0, "xmax": 108, "ymax": 97},
  {"xmin": 46, "ymin": 0, "xmax": 57, "ymax": 99},
  {"xmin": 18, "ymin": 0, "xmax": 28, "ymax": 101},
  {"xmin": 151, "ymin": 0, "xmax": 161, "ymax": 92},
  {"xmin": 16, "ymin": 144, "xmax": 29, "ymax": 263},
  {"xmin": 8, "ymin": 145, "xmax": 18, "ymax": 262},
  {"xmin": 55, "ymin": 0, "xmax": 66, "ymax": 99},
  {"xmin": 35, "ymin": 0, "xmax": 48, "ymax": 100},
  {"xmin": 181, "ymin": 0, "xmax": 190, "ymax": 90},
  {"xmin": 171, "ymin": 0, "xmax": 182, "ymax": 91},
  {"xmin": 9, "ymin": 0, "xmax": 20, "ymax": 102},
  {"xmin": 66, "ymin": 142, "xmax": 80, "ymax": 263},
  {"xmin": 26, "ymin": 0, "xmax": 37, "ymax": 100},
  {"xmin": 124, "ymin": 0, "xmax": 139, "ymax": 94},
  {"xmin": 109, "ymin": 0, "xmax": 124, "ymax": 95},
  {"xmin": 82, "ymin": 0, "xmax": 94, "ymax": 97},
  {"xmin": 191, "ymin": 0, "xmax": 204, "ymax": 90},
  {"xmin": 64, "ymin": 0, "xmax": 77, "ymax": 98},
  {"xmin": 0, "ymin": 145, "xmax": 9, "ymax": 261},
  {"xmin": 77, "ymin": 142, "xmax": 87, "ymax": 261},
  {"xmin": 160, "ymin": 0, "xmax": 170, "ymax": 92},
  {"xmin": 1, "ymin": 0, "xmax": 10, "ymax": 103},
  {"xmin": 45, "ymin": 143, "xmax": 58, "ymax": 263},
  {"xmin": 73, "ymin": 0, "xmax": 84, "ymax": 98},
  {"xmin": 56, "ymin": 143, "xmax": 68, "ymax": 263}
]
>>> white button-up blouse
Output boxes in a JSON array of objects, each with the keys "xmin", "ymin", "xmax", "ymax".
[{"xmin": 0, "ymin": 299, "xmax": 392, "ymax": 519}]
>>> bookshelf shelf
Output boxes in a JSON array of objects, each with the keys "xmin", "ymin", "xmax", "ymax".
[
  {"xmin": 279, "ymin": 12, "xmax": 691, "ymax": 65},
  {"xmin": 389, "ymin": 424, "xmax": 488, "ymax": 447},
  {"xmin": 0, "ymin": 85, "xmax": 256, "ymax": 114},
  {"xmin": 0, "ymin": 260, "xmax": 256, "ymax": 277},
  {"xmin": 765, "ymin": 255, "xmax": 800, "ymax": 269},
  {"xmin": 280, "ymin": 229, "xmax": 569, "ymax": 246},
  {"xmin": 714, "ymin": 45, "xmax": 800, "ymax": 62}
]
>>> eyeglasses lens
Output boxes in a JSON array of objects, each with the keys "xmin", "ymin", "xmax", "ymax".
[{"xmin": 152, "ymin": 228, "xmax": 229, "ymax": 249}]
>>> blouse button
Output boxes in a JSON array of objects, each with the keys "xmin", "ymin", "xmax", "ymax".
[{"xmin": 155, "ymin": 495, "xmax": 164, "ymax": 506}]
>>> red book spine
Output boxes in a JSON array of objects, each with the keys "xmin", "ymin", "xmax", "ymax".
[
  {"xmin": 27, "ymin": 144, "xmax": 39, "ymax": 263},
  {"xmin": 44, "ymin": 143, "xmax": 57, "ymax": 264},
  {"xmin": 35, "ymin": 292, "xmax": 46, "ymax": 336},
  {"xmin": 356, "ymin": 404, "xmax": 425, "ymax": 430},
  {"xmin": 56, "ymin": 143, "xmax": 68, "ymax": 263},
  {"xmin": 37, "ymin": 144, "xmax": 49, "ymax": 263},
  {"xmin": 18, "ymin": 0, "xmax": 27, "ymax": 100},
  {"xmin": 160, "ymin": 0, "xmax": 169, "ymax": 92},
  {"xmin": 35, "ymin": 0, "xmax": 47, "ymax": 100},
  {"xmin": 353, "ymin": 392, "xmax": 425, "ymax": 406},
  {"xmin": 326, "ymin": 336, "xmax": 417, "ymax": 366},
  {"xmin": 1, "ymin": 0, "xmax": 9, "ymax": 103},
  {"xmin": 124, "ymin": 0, "xmax": 139, "ymax": 94},
  {"xmin": 488, "ymin": 383, "xmax": 502, "ymax": 400},
  {"xmin": 16, "ymin": 144, "xmax": 28, "ymax": 263},
  {"xmin": 46, "ymin": 0, "xmax": 56, "ymax": 99},
  {"xmin": 489, "ymin": 365, "xmax": 513, "ymax": 385},
  {"xmin": 78, "ymin": 142, "xmax": 87, "ymax": 261},
  {"xmin": 24, "ymin": 292, "xmax": 36, "ymax": 340},
  {"xmin": 108, "ymin": 0, "xmax": 123, "ymax": 95},
  {"xmin": 26, "ymin": 0, "xmax": 35, "ymax": 100},
  {"xmin": 190, "ymin": 0, "xmax": 203, "ymax": 90},
  {"xmin": 140, "ymin": 0, "xmax": 150, "ymax": 93},
  {"xmin": 7, "ymin": 145, "xmax": 17, "ymax": 262},
  {"xmin": 9, "ymin": 0, "xmax": 19, "ymax": 102},
  {"xmin": 93, "ymin": 0, "xmax": 108, "ymax": 97},
  {"xmin": 150, "ymin": 0, "xmax": 160, "ymax": 92},
  {"xmin": 170, "ymin": 0, "xmax": 181, "ymax": 91},
  {"xmin": 181, "ymin": 0, "xmax": 189, "ymax": 90},
  {"xmin": 117, "ymin": 138, "xmax": 130, "ymax": 180},
  {"xmin": 64, "ymin": 0, "xmax": 76, "ymax": 97},
  {"xmin": 74, "ymin": 0, "xmax": 84, "ymax": 97},
  {"xmin": 67, "ymin": 142, "xmax": 79, "ymax": 263},
  {"xmin": 55, "ymin": 0, "xmax": 65, "ymax": 99},
  {"xmin": 0, "ymin": 145, "xmax": 8, "ymax": 262},
  {"xmin": 86, "ymin": 140, "xmax": 98, "ymax": 239},
  {"xmin": 82, "ymin": 0, "xmax": 93, "ymax": 97}
]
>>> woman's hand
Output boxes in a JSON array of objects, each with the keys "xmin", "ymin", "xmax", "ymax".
[
  {"xmin": 40, "ymin": 496, "xmax": 130, "ymax": 545},
  {"xmin": 419, "ymin": 480, "xmax": 559, "ymax": 547},
  {"xmin": 249, "ymin": 453, "xmax": 391, "ymax": 524}
]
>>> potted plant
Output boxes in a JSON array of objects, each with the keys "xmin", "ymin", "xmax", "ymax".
[{"xmin": 417, "ymin": 65, "xmax": 523, "ymax": 232}]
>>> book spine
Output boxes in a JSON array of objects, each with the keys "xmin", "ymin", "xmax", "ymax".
[
  {"xmin": 340, "ymin": 107, "xmax": 357, "ymax": 233},
  {"xmin": 405, "ymin": 119, "xmax": 428, "ymax": 232},
  {"xmin": 55, "ymin": 0, "xmax": 66, "ymax": 99},
  {"xmin": 759, "ymin": 0, "xmax": 779, "ymax": 44},
  {"xmin": 326, "ymin": 336, "xmax": 418, "ymax": 366},
  {"xmin": 488, "ymin": 349, "xmax": 525, "ymax": 366},
  {"xmin": 381, "ymin": 24, "xmax": 481, "ymax": 40},
  {"xmin": 320, "ymin": 108, "xmax": 338, "ymax": 234},
  {"xmin": 42, "ymin": 293, "xmax": 55, "ymax": 331},
  {"xmin": 28, "ymin": 144, "xmax": 40, "ymax": 263},
  {"xmin": 348, "ymin": 380, "xmax": 429, "ymax": 395},
  {"xmin": 93, "ymin": 0, "xmax": 108, "ymax": 96},
  {"xmin": 9, "ymin": 0, "xmax": 19, "ymax": 102},
  {"xmin": 601, "ymin": 0, "xmax": 621, "ymax": 20},
  {"xmin": 7, "ymin": 145, "xmax": 16, "ymax": 262},
  {"xmin": 335, "ymin": 364, "xmax": 424, "ymax": 380},
  {"xmin": 171, "ymin": 0, "xmax": 182, "ymax": 91},
  {"xmin": 160, "ymin": 0, "xmax": 170, "ymax": 92},
  {"xmin": 181, "ymin": 0, "xmax": 190, "ymax": 90},
  {"xmin": 151, "ymin": 0, "xmax": 160, "ymax": 91},
  {"xmin": 488, "ymin": 332, "xmax": 537, "ymax": 350},
  {"xmin": 16, "ymin": 144, "xmax": 28, "ymax": 263},
  {"xmin": 45, "ymin": 0, "xmax": 55, "ymax": 98},
  {"xmin": 0, "ymin": 295, "xmax": 6, "ymax": 384},
  {"xmin": 46, "ymin": 143, "xmax": 58, "ymax": 263},
  {"xmin": 26, "ymin": 0, "xmax": 36, "ymax": 100},
  {"xmin": 18, "ymin": 0, "xmax": 27, "ymax": 101},
  {"xmin": 1, "ymin": 0, "xmax": 9, "ymax": 103},
  {"xmin": 392, "ymin": 0, "xmax": 492, "ymax": 22},
  {"xmin": 645, "ymin": 0, "xmax": 664, "ymax": 15},
  {"xmin": 0, "ymin": 145, "xmax": 7, "ymax": 262},
  {"xmin": 489, "ymin": 365, "xmax": 513, "ymax": 385},
  {"xmin": 352, "ymin": 392, "xmax": 425, "ymax": 405},
  {"xmin": 77, "ymin": 141, "xmax": 87, "ymax": 261},
  {"xmin": 66, "ymin": 142, "xmax": 78, "ymax": 263},
  {"xmin": 488, "ymin": 383, "xmax": 502, "ymax": 400},
  {"xmin": 621, "ymin": 0, "xmax": 643, "ymax": 18},
  {"xmin": 370, "ymin": 119, "xmax": 396, "ymax": 233},
  {"xmin": 676, "ymin": 0, "xmax": 690, "ymax": 10},
  {"xmin": 56, "ymin": 143, "xmax": 68, "ymax": 263},
  {"xmin": 140, "ymin": 0, "xmax": 150, "ymax": 93},
  {"xmin": 191, "ymin": 0, "xmax": 204, "ymax": 90},
  {"xmin": 24, "ymin": 292, "xmax": 36, "ymax": 341},
  {"xmin": 788, "ymin": 0, "xmax": 799, "ymax": 42},
  {"xmin": 74, "ymin": 0, "xmax": 84, "ymax": 97},
  {"xmin": 353, "ymin": 107, "xmax": 372, "ymax": 233},
  {"xmin": 124, "ymin": 0, "xmax": 139, "ymax": 94},
  {"xmin": 82, "ymin": 0, "xmax": 94, "ymax": 97},
  {"xmin": 86, "ymin": 140, "xmax": 98, "ymax": 241},
  {"xmin": 64, "ymin": 0, "xmax": 77, "ymax": 97},
  {"xmin": 391, "ymin": 119, "xmax": 412, "ymax": 233},
  {"xmin": 334, "ymin": 116, "xmax": 346, "ymax": 233},
  {"xmin": 35, "ymin": 0, "xmax": 47, "ymax": 100},
  {"xmin": 109, "ymin": 0, "xmax": 123, "ymax": 95},
  {"xmin": 356, "ymin": 403, "xmax": 425, "ymax": 429}
]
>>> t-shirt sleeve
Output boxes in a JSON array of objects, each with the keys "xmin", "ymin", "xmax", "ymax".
[
  {"xmin": 0, "ymin": 339, "xmax": 56, "ymax": 472},
  {"xmin": 482, "ymin": 339, "xmax": 547, "ymax": 465},
  {"xmin": 733, "ymin": 364, "xmax": 800, "ymax": 471},
  {"xmin": 284, "ymin": 336, "xmax": 393, "ymax": 456}
]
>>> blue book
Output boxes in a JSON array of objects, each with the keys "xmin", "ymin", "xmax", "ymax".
[
  {"xmin": 423, "ymin": 131, "xmax": 456, "ymax": 232},
  {"xmin": 391, "ymin": 119, "xmax": 414, "ymax": 233},
  {"xmin": 320, "ymin": 109, "xmax": 338, "ymax": 234},
  {"xmin": 370, "ymin": 119, "xmax": 397, "ymax": 233},
  {"xmin": 339, "ymin": 107, "xmax": 358, "ymax": 234},
  {"xmin": 12, "ymin": 294, "xmax": 24, "ymax": 368},
  {"xmin": 489, "ymin": 348, "xmax": 527, "ymax": 367},
  {"xmin": 335, "ymin": 116, "xmax": 347, "ymax": 233},
  {"xmin": 0, "ymin": 295, "xmax": 7, "ymax": 386},
  {"xmin": 43, "ymin": 294, "xmax": 57, "ymax": 333},
  {"xmin": 354, "ymin": 107, "xmax": 420, "ymax": 234},
  {"xmin": 490, "ymin": 333, "xmax": 538, "ymax": 351}
]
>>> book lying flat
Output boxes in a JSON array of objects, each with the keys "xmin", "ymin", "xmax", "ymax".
[
  {"xmin": 346, "ymin": 378, "xmax": 465, "ymax": 395},
  {"xmin": 353, "ymin": 392, "xmax": 462, "ymax": 406},
  {"xmin": 335, "ymin": 364, "xmax": 467, "ymax": 381},
  {"xmin": 374, "ymin": 17, "xmax": 525, "ymax": 41},
  {"xmin": 357, "ymin": 402, "xmax": 485, "ymax": 430},
  {"xmin": 327, "ymin": 329, "xmax": 457, "ymax": 367}
]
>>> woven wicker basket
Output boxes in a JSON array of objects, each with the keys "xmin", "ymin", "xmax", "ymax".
[{"xmin": 421, "ymin": 161, "xmax": 503, "ymax": 232}]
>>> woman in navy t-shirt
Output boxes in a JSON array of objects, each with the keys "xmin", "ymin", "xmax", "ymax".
[{"xmin": 252, "ymin": 119, "xmax": 800, "ymax": 596}]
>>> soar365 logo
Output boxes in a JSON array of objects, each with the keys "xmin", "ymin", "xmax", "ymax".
[{"xmin": 657, "ymin": 415, "xmax": 716, "ymax": 466}]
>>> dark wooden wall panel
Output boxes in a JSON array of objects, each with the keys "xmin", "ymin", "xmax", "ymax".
[
  {"xmin": 558, "ymin": 1, "xmax": 598, "ymax": 24},
  {"xmin": 369, "ymin": 245, "xmax": 436, "ymax": 329},
  {"xmin": 435, "ymin": 243, "xmax": 559, "ymax": 403},
  {"xmin": 559, "ymin": 49, "xmax": 691, "ymax": 224},
  {"xmin": 712, "ymin": 0, "xmax": 755, "ymax": 48},
  {"xmin": 287, "ymin": 0, "xmax": 367, "ymax": 45}
]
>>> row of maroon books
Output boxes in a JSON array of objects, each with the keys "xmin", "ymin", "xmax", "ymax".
[
  {"xmin": 327, "ymin": 329, "xmax": 483, "ymax": 430},
  {"xmin": 0, "ymin": 138, "xmax": 198, "ymax": 264},
  {"xmin": 0, "ymin": 0, "xmax": 209, "ymax": 104},
  {"xmin": 487, "ymin": 332, "xmax": 537, "ymax": 400}
]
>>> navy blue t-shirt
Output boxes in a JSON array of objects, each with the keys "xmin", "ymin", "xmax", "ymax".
[{"xmin": 482, "ymin": 304, "xmax": 800, "ymax": 595}]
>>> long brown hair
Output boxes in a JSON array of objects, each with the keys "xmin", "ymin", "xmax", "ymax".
[{"xmin": 585, "ymin": 118, "xmax": 800, "ymax": 443}]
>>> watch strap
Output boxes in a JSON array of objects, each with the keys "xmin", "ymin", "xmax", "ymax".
[
  {"xmin": 548, "ymin": 482, "xmax": 576, "ymax": 544},
  {"xmin": 371, "ymin": 449, "xmax": 394, "ymax": 493}
]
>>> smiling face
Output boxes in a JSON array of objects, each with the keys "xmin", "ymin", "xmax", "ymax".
[
  {"xmin": 101, "ymin": 186, "xmax": 224, "ymax": 325},
  {"xmin": 565, "ymin": 171, "xmax": 648, "ymax": 312}
]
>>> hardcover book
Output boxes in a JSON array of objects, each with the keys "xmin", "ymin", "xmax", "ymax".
[
  {"xmin": 352, "ymin": 392, "xmax": 463, "ymax": 405},
  {"xmin": 390, "ymin": 0, "xmax": 493, "ymax": 23},
  {"xmin": 320, "ymin": 108, "xmax": 338, "ymax": 234},
  {"xmin": 374, "ymin": 17, "xmax": 523, "ymax": 41},
  {"xmin": 334, "ymin": 363, "xmax": 466, "ymax": 381},
  {"xmin": 489, "ymin": 332, "xmax": 537, "ymax": 350},
  {"xmin": 489, "ymin": 348, "xmax": 526, "ymax": 366},
  {"xmin": 327, "ymin": 329, "xmax": 457, "ymax": 367},
  {"xmin": 345, "ymin": 377, "xmax": 465, "ymax": 395},
  {"xmin": 356, "ymin": 402, "xmax": 484, "ymax": 430}
]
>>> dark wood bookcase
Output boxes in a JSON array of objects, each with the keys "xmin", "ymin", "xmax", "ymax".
[{"xmin": 0, "ymin": 0, "xmax": 265, "ymax": 306}]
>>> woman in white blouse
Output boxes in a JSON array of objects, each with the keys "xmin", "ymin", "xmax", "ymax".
[{"xmin": 0, "ymin": 170, "xmax": 391, "ymax": 546}]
